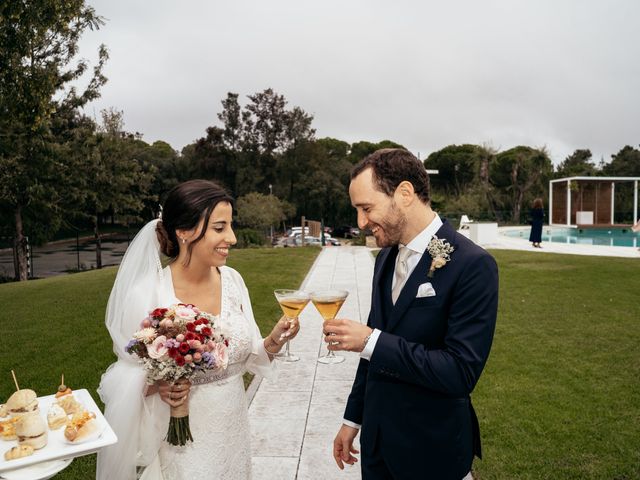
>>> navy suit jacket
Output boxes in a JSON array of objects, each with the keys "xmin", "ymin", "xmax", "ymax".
[{"xmin": 344, "ymin": 220, "xmax": 498, "ymax": 480}]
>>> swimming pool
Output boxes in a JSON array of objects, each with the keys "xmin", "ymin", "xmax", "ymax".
[{"xmin": 502, "ymin": 227, "xmax": 640, "ymax": 248}]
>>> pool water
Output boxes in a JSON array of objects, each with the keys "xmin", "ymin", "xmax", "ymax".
[{"xmin": 503, "ymin": 227, "xmax": 640, "ymax": 247}]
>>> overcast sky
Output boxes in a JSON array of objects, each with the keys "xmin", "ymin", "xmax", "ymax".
[{"xmin": 78, "ymin": 0, "xmax": 640, "ymax": 165}]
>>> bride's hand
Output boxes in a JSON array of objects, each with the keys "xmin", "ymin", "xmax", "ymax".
[
  {"xmin": 270, "ymin": 315, "xmax": 301, "ymax": 344},
  {"xmin": 157, "ymin": 379, "xmax": 191, "ymax": 407}
]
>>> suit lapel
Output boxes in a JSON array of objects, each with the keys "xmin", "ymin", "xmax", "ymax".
[
  {"xmin": 386, "ymin": 219, "xmax": 458, "ymax": 333},
  {"xmin": 386, "ymin": 249, "xmax": 433, "ymax": 332},
  {"xmin": 371, "ymin": 247, "xmax": 396, "ymax": 329}
]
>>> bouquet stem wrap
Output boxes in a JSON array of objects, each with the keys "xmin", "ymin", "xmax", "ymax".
[{"xmin": 166, "ymin": 390, "xmax": 193, "ymax": 446}]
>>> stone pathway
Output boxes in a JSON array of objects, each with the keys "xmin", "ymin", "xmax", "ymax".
[{"xmin": 250, "ymin": 246, "xmax": 373, "ymax": 480}]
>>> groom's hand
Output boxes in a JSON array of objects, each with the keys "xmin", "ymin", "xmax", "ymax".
[
  {"xmin": 323, "ymin": 319, "xmax": 372, "ymax": 352},
  {"xmin": 333, "ymin": 424, "xmax": 359, "ymax": 469}
]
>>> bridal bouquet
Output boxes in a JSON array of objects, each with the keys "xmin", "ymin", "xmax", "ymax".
[{"xmin": 126, "ymin": 303, "xmax": 229, "ymax": 445}]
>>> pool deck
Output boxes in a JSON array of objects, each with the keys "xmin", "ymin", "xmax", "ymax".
[{"xmin": 488, "ymin": 226, "xmax": 640, "ymax": 258}]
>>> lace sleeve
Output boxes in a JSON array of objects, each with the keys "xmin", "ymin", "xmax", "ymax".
[{"xmin": 225, "ymin": 267, "xmax": 276, "ymax": 380}]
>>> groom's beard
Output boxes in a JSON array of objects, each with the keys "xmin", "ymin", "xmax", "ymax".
[{"xmin": 373, "ymin": 202, "xmax": 407, "ymax": 248}]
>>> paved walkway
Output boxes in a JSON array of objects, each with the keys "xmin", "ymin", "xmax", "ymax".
[
  {"xmin": 250, "ymin": 246, "xmax": 373, "ymax": 480},
  {"xmin": 248, "ymin": 236, "xmax": 639, "ymax": 479}
]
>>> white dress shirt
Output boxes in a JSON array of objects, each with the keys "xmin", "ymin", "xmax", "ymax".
[{"xmin": 360, "ymin": 213, "xmax": 443, "ymax": 361}]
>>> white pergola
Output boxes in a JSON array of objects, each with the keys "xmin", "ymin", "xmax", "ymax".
[{"xmin": 549, "ymin": 176, "xmax": 640, "ymax": 227}]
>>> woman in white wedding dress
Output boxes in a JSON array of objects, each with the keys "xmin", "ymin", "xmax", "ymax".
[{"xmin": 97, "ymin": 180, "xmax": 296, "ymax": 480}]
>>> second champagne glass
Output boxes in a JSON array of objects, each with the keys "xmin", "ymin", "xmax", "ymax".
[
  {"xmin": 273, "ymin": 289, "xmax": 309, "ymax": 362},
  {"xmin": 310, "ymin": 289, "xmax": 349, "ymax": 364}
]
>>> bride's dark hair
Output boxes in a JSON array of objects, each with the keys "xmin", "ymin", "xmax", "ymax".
[{"xmin": 156, "ymin": 180, "xmax": 234, "ymax": 263}]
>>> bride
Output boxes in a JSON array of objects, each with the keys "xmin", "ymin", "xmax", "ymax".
[{"xmin": 96, "ymin": 180, "xmax": 297, "ymax": 480}]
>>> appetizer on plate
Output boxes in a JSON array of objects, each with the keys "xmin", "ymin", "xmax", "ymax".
[
  {"xmin": 3, "ymin": 444, "xmax": 34, "ymax": 461},
  {"xmin": 47, "ymin": 404, "xmax": 67, "ymax": 430},
  {"xmin": 55, "ymin": 376, "xmax": 73, "ymax": 399},
  {"xmin": 64, "ymin": 410, "xmax": 97, "ymax": 442},
  {"xmin": 0, "ymin": 417, "xmax": 19, "ymax": 441},
  {"xmin": 56, "ymin": 395, "xmax": 82, "ymax": 415},
  {"xmin": 15, "ymin": 414, "xmax": 48, "ymax": 450},
  {"xmin": 5, "ymin": 390, "xmax": 39, "ymax": 418}
]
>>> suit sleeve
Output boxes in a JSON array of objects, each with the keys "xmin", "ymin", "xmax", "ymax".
[
  {"xmin": 343, "ymin": 250, "xmax": 386, "ymax": 423},
  {"xmin": 369, "ymin": 252, "xmax": 498, "ymax": 396}
]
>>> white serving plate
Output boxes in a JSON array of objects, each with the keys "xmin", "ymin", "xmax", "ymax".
[
  {"xmin": 0, "ymin": 458, "xmax": 72, "ymax": 480},
  {"xmin": 0, "ymin": 389, "xmax": 117, "ymax": 476}
]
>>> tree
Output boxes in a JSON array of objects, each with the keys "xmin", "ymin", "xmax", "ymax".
[
  {"xmin": 236, "ymin": 192, "xmax": 294, "ymax": 232},
  {"xmin": 0, "ymin": 0, "xmax": 108, "ymax": 280},
  {"xmin": 601, "ymin": 146, "xmax": 640, "ymax": 222},
  {"xmin": 425, "ymin": 144, "xmax": 488, "ymax": 197},
  {"xmin": 288, "ymin": 139, "xmax": 353, "ymax": 227},
  {"xmin": 602, "ymin": 145, "xmax": 640, "ymax": 177},
  {"xmin": 189, "ymin": 89, "xmax": 316, "ymax": 197},
  {"xmin": 347, "ymin": 140, "xmax": 404, "ymax": 164},
  {"xmin": 491, "ymin": 146, "xmax": 553, "ymax": 223},
  {"xmin": 75, "ymin": 109, "xmax": 153, "ymax": 269},
  {"xmin": 555, "ymin": 149, "xmax": 597, "ymax": 177},
  {"xmin": 423, "ymin": 144, "xmax": 499, "ymax": 219}
]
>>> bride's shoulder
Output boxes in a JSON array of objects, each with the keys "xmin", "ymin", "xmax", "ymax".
[{"xmin": 220, "ymin": 265, "xmax": 246, "ymax": 287}]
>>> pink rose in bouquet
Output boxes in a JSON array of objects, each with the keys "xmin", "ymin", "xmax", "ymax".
[{"xmin": 126, "ymin": 303, "xmax": 229, "ymax": 445}]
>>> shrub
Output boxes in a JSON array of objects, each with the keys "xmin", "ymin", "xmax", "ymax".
[{"xmin": 235, "ymin": 228, "xmax": 267, "ymax": 248}]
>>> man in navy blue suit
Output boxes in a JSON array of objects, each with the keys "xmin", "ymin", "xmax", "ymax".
[{"xmin": 323, "ymin": 149, "xmax": 498, "ymax": 480}]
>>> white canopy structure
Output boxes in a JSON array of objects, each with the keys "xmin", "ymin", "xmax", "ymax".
[{"xmin": 549, "ymin": 176, "xmax": 640, "ymax": 227}]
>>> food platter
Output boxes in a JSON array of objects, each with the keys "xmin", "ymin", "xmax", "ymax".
[
  {"xmin": 0, "ymin": 458, "xmax": 72, "ymax": 480},
  {"xmin": 0, "ymin": 389, "xmax": 117, "ymax": 477}
]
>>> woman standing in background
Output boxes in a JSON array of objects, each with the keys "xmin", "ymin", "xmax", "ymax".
[{"xmin": 529, "ymin": 198, "xmax": 545, "ymax": 248}]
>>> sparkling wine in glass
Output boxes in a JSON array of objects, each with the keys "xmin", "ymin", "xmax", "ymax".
[
  {"xmin": 273, "ymin": 289, "xmax": 309, "ymax": 363},
  {"xmin": 310, "ymin": 289, "xmax": 349, "ymax": 364}
]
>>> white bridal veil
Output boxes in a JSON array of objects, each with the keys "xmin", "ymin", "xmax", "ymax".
[{"xmin": 96, "ymin": 219, "xmax": 170, "ymax": 480}]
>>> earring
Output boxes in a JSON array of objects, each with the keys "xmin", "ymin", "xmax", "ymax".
[{"xmin": 181, "ymin": 237, "xmax": 186, "ymax": 244}]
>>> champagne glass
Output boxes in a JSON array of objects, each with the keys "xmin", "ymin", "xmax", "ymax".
[
  {"xmin": 310, "ymin": 289, "xmax": 349, "ymax": 364},
  {"xmin": 273, "ymin": 289, "xmax": 309, "ymax": 362}
]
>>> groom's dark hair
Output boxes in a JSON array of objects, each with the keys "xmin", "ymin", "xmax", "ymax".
[
  {"xmin": 351, "ymin": 148, "xmax": 431, "ymax": 204},
  {"xmin": 157, "ymin": 179, "xmax": 234, "ymax": 264}
]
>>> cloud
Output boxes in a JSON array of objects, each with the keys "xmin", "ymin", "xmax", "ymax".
[{"xmin": 79, "ymin": 0, "xmax": 640, "ymax": 164}]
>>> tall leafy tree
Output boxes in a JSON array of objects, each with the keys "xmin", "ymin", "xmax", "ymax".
[
  {"xmin": 426, "ymin": 144, "xmax": 498, "ymax": 219},
  {"xmin": 347, "ymin": 140, "xmax": 404, "ymax": 165},
  {"xmin": 77, "ymin": 109, "xmax": 153, "ymax": 268},
  {"xmin": 555, "ymin": 149, "xmax": 598, "ymax": 177},
  {"xmin": 0, "ymin": 0, "xmax": 107, "ymax": 280},
  {"xmin": 601, "ymin": 146, "xmax": 640, "ymax": 222},
  {"xmin": 425, "ymin": 144, "xmax": 488, "ymax": 197},
  {"xmin": 189, "ymin": 89, "xmax": 316, "ymax": 197},
  {"xmin": 236, "ymin": 192, "xmax": 294, "ymax": 232},
  {"xmin": 491, "ymin": 146, "xmax": 553, "ymax": 223},
  {"xmin": 602, "ymin": 145, "xmax": 640, "ymax": 177}
]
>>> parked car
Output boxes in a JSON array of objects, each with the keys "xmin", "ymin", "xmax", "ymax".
[
  {"xmin": 275, "ymin": 235, "xmax": 341, "ymax": 247},
  {"xmin": 305, "ymin": 236, "xmax": 341, "ymax": 246},
  {"xmin": 332, "ymin": 226, "xmax": 360, "ymax": 239}
]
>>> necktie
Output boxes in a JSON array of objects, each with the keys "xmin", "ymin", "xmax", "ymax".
[{"xmin": 392, "ymin": 246, "xmax": 411, "ymax": 304}]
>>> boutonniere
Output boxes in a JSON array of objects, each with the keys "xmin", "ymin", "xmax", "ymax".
[{"xmin": 426, "ymin": 235, "xmax": 454, "ymax": 278}]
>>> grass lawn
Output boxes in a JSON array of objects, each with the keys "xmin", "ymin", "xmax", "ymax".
[
  {"xmin": 0, "ymin": 246, "xmax": 319, "ymax": 479},
  {"xmin": 473, "ymin": 250, "xmax": 639, "ymax": 480},
  {"xmin": 0, "ymin": 248, "xmax": 638, "ymax": 479}
]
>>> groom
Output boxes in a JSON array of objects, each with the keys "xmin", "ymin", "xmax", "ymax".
[{"xmin": 323, "ymin": 149, "xmax": 498, "ymax": 480}]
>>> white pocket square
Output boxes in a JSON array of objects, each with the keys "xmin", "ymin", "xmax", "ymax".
[{"xmin": 416, "ymin": 282, "xmax": 436, "ymax": 298}]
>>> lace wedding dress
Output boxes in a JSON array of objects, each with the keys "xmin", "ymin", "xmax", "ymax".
[
  {"xmin": 157, "ymin": 266, "xmax": 256, "ymax": 480},
  {"xmin": 97, "ymin": 220, "xmax": 273, "ymax": 480}
]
